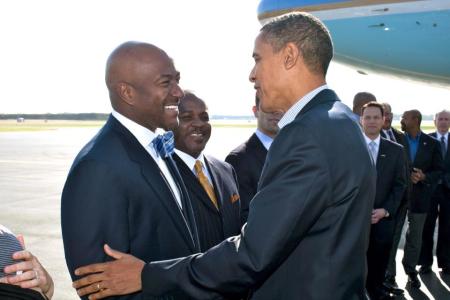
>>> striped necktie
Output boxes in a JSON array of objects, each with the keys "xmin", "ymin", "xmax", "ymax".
[
  {"xmin": 194, "ymin": 160, "xmax": 218, "ymax": 209},
  {"xmin": 440, "ymin": 135, "xmax": 447, "ymax": 159},
  {"xmin": 368, "ymin": 141, "xmax": 377, "ymax": 165}
]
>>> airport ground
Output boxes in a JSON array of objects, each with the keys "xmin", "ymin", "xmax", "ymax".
[{"xmin": 0, "ymin": 121, "xmax": 449, "ymax": 299}]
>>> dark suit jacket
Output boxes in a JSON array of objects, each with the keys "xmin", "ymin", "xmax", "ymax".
[
  {"xmin": 141, "ymin": 89, "xmax": 376, "ymax": 300},
  {"xmin": 225, "ymin": 134, "xmax": 267, "ymax": 223},
  {"xmin": 173, "ymin": 154, "xmax": 241, "ymax": 251},
  {"xmin": 371, "ymin": 138, "xmax": 407, "ymax": 242},
  {"xmin": 406, "ymin": 132, "xmax": 443, "ymax": 213},
  {"xmin": 429, "ymin": 132, "xmax": 450, "ymax": 189},
  {"xmin": 61, "ymin": 116, "xmax": 196, "ymax": 300}
]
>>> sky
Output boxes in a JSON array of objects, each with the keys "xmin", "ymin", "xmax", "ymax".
[{"xmin": 0, "ymin": 0, "xmax": 449, "ymax": 117}]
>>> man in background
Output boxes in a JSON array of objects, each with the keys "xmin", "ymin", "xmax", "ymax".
[
  {"xmin": 360, "ymin": 102, "xmax": 406, "ymax": 299},
  {"xmin": 225, "ymin": 96, "xmax": 283, "ymax": 222},
  {"xmin": 419, "ymin": 110, "xmax": 450, "ymax": 275},
  {"xmin": 351, "ymin": 91, "xmax": 377, "ymax": 123},
  {"xmin": 400, "ymin": 109, "xmax": 442, "ymax": 289},
  {"xmin": 381, "ymin": 102, "xmax": 410, "ymax": 296},
  {"xmin": 173, "ymin": 91, "xmax": 241, "ymax": 252}
]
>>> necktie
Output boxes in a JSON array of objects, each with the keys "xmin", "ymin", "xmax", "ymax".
[
  {"xmin": 440, "ymin": 135, "xmax": 447, "ymax": 159},
  {"xmin": 152, "ymin": 131, "xmax": 200, "ymax": 251},
  {"xmin": 368, "ymin": 141, "xmax": 377, "ymax": 165},
  {"xmin": 194, "ymin": 160, "xmax": 218, "ymax": 209},
  {"xmin": 388, "ymin": 129, "xmax": 396, "ymax": 142}
]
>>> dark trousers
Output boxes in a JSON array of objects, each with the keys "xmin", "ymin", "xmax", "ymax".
[
  {"xmin": 402, "ymin": 212, "xmax": 428, "ymax": 274},
  {"xmin": 419, "ymin": 185, "xmax": 450, "ymax": 269},
  {"xmin": 367, "ymin": 224, "xmax": 394, "ymax": 295},
  {"xmin": 386, "ymin": 203, "xmax": 408, "ymax": 277}
]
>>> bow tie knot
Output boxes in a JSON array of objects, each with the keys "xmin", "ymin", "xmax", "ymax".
[{"xmin": 152, "ymin": 131, "xmax": 175, "ymax": 158}]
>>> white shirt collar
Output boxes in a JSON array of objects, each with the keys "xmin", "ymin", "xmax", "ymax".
[
  {"xmin": 437, "ymin": 131, "xmax": 448, "ymax": 141},
  {"xmin": 255, "ymin": 129, "xmax": 274, "ymax": 150},
  {"xmin": 175, "ymin": 149, "xmax": 206, "ymax": 172},
  {"xmin": 278, "ymin": 84, "xmax": 328, "ymax": 130},
  {"xmin": 112, "ymin": 110, "xmax": 157, "ymax": 149}
]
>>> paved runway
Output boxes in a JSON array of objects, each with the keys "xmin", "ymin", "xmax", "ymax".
[{"xmin": 1, "ymin": 127, "xmax": 449, "ymax": 299}]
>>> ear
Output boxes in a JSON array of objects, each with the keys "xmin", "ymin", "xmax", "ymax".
[
  {"xmin": 283, "ymin": 42, "xmax": 300, "ymax": 70},
  {"xmin": 252, "ymin": 105, "xmax": 258, "ymax": 118},
  {"xmin": 116, "ymin": 82, "xmax": 135, "ymax": 106}
]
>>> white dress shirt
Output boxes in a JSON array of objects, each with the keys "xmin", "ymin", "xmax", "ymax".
[
  {"xmin": 111, "ymin": 110, "xmax": 182, "ymax": 207},
  {"xmin": 175, "ymin": 150, "xmax": 213, "ymax": 185},
  {"xmin": 278, "ymin": 84, "xmax": 328, "ymax": 129},
  {"xmin": 255, "ymin": 129, "xmax": 274, "ymax": 151}
]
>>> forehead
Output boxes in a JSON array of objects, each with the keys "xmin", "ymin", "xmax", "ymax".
[
  {"xmin": 180, "ymin": 97, "xmax": 207, "ymax": 113},
  {"xmin": 437, "ymin": 112, "xmax": 450, "ymax": 119},
  {"xmin": 253, "ymin": 33, "xmax": 274, "ymax": 56},
  {"xmin": 363, "ymin": 106, "xmax": 382, "ymax": 116},
  {"xmin": 137, "ymin": 50, "xmax": 177, "ymax": 78}
]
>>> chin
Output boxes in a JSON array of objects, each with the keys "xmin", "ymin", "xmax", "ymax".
[{"xmin": 164, "ymin": 119, "xmax": 179, "ymax": 131}]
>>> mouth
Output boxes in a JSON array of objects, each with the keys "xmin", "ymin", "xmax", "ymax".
[{"xmin": 164, "ymin": 104, "xmax": 179, "ymax": 113}]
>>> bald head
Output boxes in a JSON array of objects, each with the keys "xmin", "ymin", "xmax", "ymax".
[
  {"xmin": 353, "ymin": 92, "xmax": 377, "ymax": 116},
  {"xmin": 106, "ymin": 42, "xmax": 168, "ymax": 107},
  {"xmin": 104, "ymin": 41, "xmax": 183, "ymax": 131}
]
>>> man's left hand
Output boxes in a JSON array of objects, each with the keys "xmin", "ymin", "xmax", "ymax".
[
  {"xmin": 371, "ymin": 209, "xmax": 387, "ymax": 224},
  {"xmin": 73, "ymin": 244, "xmax": 145, "ymax": 299}
]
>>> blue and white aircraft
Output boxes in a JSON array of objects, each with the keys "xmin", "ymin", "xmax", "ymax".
[{"xmin": 258, "ymin": 0, "xmax": 450, "ymax": 85}]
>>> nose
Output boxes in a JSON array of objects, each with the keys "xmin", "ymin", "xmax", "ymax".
[
  {"xmin": 249, "ymin": 65, "xmax": 256, "ymax": 83},
  {"xmin": 171, "ymin": 82, "xmax": 184, "ymax": 98}
]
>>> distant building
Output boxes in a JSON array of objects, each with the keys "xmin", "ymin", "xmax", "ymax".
[{"xmin": 16, "ymin": 117, "xmax": 24, "ymax": 123}]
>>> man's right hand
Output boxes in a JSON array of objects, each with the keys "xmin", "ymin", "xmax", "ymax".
[{"xmin": 73, "ymin": 244, "xmax": 145, "ymax": 300}]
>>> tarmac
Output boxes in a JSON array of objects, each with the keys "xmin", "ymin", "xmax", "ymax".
[{"xmin": 1, "ymin": 127, "xmax": 449, "ymax": 299}]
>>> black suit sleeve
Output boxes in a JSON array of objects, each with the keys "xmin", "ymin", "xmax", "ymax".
[
  {"xmin": 423, "ymin": 140, "xmax": 444, "ymax": 185},
  {"xmin": 61, "ymin": 160, "xmax": 139, "ymax": 300},
  {"xmin": 142, "ymin": 126, "xmax": 332, "ymax": 298},
  {"xmin": 384, "ymin": 146, "xmax": 407, "ymax": 216}
]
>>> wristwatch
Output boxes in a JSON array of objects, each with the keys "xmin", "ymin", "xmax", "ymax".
[{"xmin": 384, "ymin": 209, "xmax": 390, "ymax": 218}]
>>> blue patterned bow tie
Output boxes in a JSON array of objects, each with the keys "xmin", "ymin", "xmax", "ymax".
[{"xmin": 152, "ymin": 131, "xmax": 175, "ymax": 158}]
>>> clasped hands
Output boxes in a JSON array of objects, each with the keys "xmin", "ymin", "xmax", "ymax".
[
  {"xmin": 72, "ymin": 244, "xmax": 145, "ymax": 299},
  {"xmin": 0, "ymin": 236, "xmax": 54, "ymax": 299}
]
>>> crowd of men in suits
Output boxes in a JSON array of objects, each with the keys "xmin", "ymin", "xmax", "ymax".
[
  {"xmin": 352, "ymin": 94, "xmax": 450, "ymax": 299},
  {"xmin": 4, "ymin": 13, "xmax": 448, "ymax": 300}
]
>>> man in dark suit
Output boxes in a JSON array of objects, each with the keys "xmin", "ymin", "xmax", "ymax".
[
  {"xmin": 351, "ymin": 92, "xmax": 376, "ymax": 124},
  {"xmin": 400, "ymin": 110, "xmax": 443, "ymax": 288},
  {"xmin": 380, "ymin": 103, "xmax": 410, "ymax": 295},
  {"xmin": 225, "ymin": 96, "xmax": 283, "ymax": 223},
  {"xmin": 72, "ymin": 13, "xmax": 376, "ymax": 300},
  {"xmin": 61, "ymin": 42, "xmax": 199, "ymax": 299},
  {"xmin": 173, "ymin": 92, "xmax": 241, "ymax": 252},
  {"xmin": 419, "ymin": 110, "xmax": 450, "ymax": 275},
  {"xmin": 360, "ymin": 102, "xmax": 406, "ymax": 299}
]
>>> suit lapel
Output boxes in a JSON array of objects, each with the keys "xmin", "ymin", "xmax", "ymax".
[
  {"xmin": 248, "ymin": 133, "xmax": 267, "ymax": 167},
  {"xmin": 205, "ymin": 157, "xmax": 225, "ymax": 210},
  {"xmin": 414, "ymin": 132, "xmax": 428, "ymax": 164},
  {"xmin": 377, "ymin": 139, "xmax": 388, "ymax": 174},
  {"xmin": 174, "ymin": 155, "xmax": 219, "ymax": 213},
  {"xmin": 109, "ymin": 117, "xmax": 196, "ymax": 251}
]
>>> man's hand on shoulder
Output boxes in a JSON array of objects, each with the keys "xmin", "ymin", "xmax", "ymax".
[{"xmin": 73, "ymin": 244, "xmax": 145, "ymax": 299}]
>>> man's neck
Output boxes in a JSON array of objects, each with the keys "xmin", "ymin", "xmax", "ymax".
[
  {"xmin": 438, "ymin": 130, "xmax": 448, "ymax": 136},
  {"xmin": 407, "ymin": 128, "xmax": 420, "ymax": 138},
  {"xmin": 366, "ymin": 133, "xmax": 380, "ymax": 140}
]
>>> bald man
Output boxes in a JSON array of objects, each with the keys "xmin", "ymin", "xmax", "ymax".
[{"xmin": 61, "ymin": 42, "xmax": 198, "ymax": 300}]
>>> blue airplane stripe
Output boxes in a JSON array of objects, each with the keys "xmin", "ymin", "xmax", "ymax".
[{"xmin": 258, "ymin": 0, "xmax": 346, "ymax": 14}]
